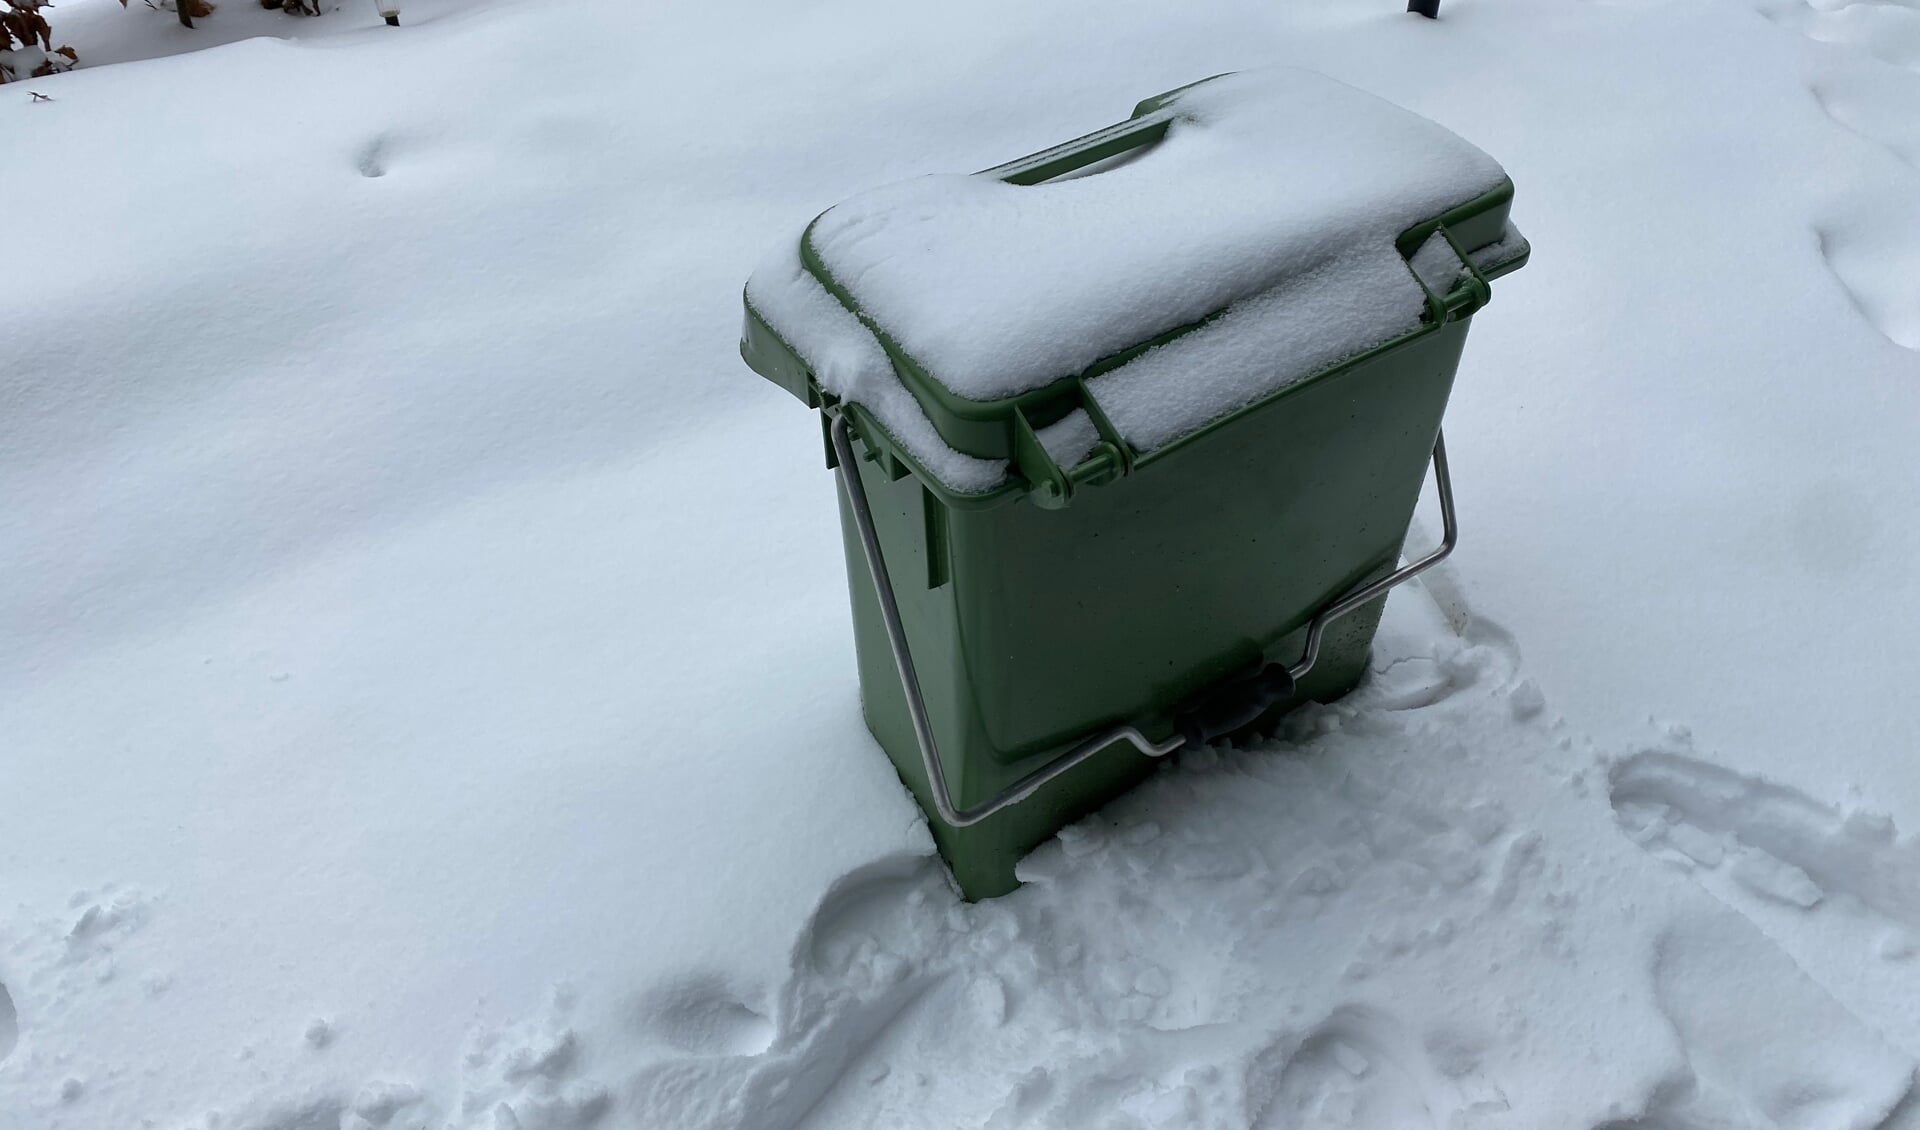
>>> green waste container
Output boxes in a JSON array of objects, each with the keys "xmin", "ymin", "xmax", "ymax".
[{"xmin": 740, "ymin": 70, "xmax": 1528, "ymax": 900}]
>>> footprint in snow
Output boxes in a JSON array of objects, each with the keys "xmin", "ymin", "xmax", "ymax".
[
  {"xmin": 1360, "ymin": 612, "xmax": 1528, "ymax": 715},
  {"xmin": 1252, "ymin": 1008, "xmax": 1456, "ymax": 1130},
  {"xmin": 1604, "ymin": 755, "xmax": 1920, "ymax": 1125},
  {"xmin": 1810, "ymin": 64, "xmax": 1920, "ymax": 170},
  {"xmin": 356, "ymin": 135, "xmax": 389, "ymax": 179},
  {"xmin": 1593, "ymin": 909, "xmax": 1916, "ymax": 1130},
  {"xmin": 1774, "ymin": 15, "xmax": 1920, "ymax": 351},
  {"xmin": 638, "ymin": 972, "xmax": 774, "ymax": 1057},
  {"xmin": 0, "ymin": 978, "xmax": 17, "ymax": 1066},
  {"xmin": 801, "ymin": 855, "xmax": 945, "ymax": 976},
  {"xmin": 178, "ymin": 1088, "xmax": 431, "ymax": 1130},
  {"xmin": 1752, "ymin": 0, "xmax": 1920, "ymax": 72},
  {"xmin": 1815, "ymin": 210, "xmax": 1920, "ymax": 352},
  {"xmin": 629, "ymin": 856, "xmax": 951, "ymax": 1130},
  {"xmin": 1610, "ymin": 750, "xmax": 1920, "ymax": 928}
]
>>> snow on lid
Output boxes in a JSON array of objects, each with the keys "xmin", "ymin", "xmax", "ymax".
[
  {"xmin": 803, "ymin": 68, "xmax": 1509, "ymax": 404},
  {"xmin": 1086, "ymin": 245, "xmax": 1425, "ymax": 453},
  {"xmin": 745, "ymin": 242, "xmax": 1011, "ymax": 493}
]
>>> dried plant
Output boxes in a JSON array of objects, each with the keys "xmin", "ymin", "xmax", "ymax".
[
  {"xmin": 120, "ymin": 0, "xmax": 215, "ymax": 31},
  {"xmin": 0, "ymin": 0, "xmax": 78, "ymax": 82}
]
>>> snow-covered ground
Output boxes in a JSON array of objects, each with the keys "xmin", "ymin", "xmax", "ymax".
[{"xmin": 3, "ymin": 0, "xmax": 1919, "ymax": 1126}]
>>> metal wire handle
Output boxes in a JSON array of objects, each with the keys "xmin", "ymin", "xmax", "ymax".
[{"xmin": 830, "ymin": 412, "xmax": 1458, "ymax": 828}]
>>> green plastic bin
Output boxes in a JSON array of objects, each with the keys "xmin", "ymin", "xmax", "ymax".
[{"xmin": 740, "ymin": 75, "xmax": 1528, "ymax": 899}]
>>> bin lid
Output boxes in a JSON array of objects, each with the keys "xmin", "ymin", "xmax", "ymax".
[{"xmin": 745, "ymin": 68, "xmax": 1524, "ymax": 486}]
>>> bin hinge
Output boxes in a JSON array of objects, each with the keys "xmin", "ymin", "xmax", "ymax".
[
  {"xmin": 1412, "ymin": 226, "xmax": 1493, "ymax": 323},
  {"xmin": 1013, "ymin": 387, "xmax": 1135, "ymax": 510},
  {"xmin": 830, "ymin": 411, "xmax": 1460, "ymax": 828}
]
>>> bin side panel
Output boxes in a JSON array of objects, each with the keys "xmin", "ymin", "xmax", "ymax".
[
  {"xmin": 837, "ymin": 469, "xmax": 1396, "ymax": 901},
  {"xmin": 837, "ymin": 465, "xmax": 1173, "ymax": 900},
  {"xmin": 832, "ymin": 321, "xmax": 1474, "ymax": 899},
  {"xmin": 951, "ymin": 322, "xmax": 1470, "ymax": 771}
]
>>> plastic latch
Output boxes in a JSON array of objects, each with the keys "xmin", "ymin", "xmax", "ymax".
[
  {"xmin": 1443, "ymin": 273, "xmax": 1492, "ymax": 320},
  {"xmin": 1407, "ymin": 225, "xmax": 1493, "ymax": 323},
  {"xmin": 1016, "ymin": 394, "xmax": 1139, "ymax": 508},
  {"xmin": 1438, "ymin": 227, "xmax": 1492, "ymax": 320},
  {"xmin": 1012, "ymin": 408, "xmax": 1073, "ymax": 510},
  {"xmin": 1067, "ymin": 444, "xmax": 1124, "ymax": 489}
]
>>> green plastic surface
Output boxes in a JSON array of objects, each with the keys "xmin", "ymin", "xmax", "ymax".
[{"xmin": 739, "ymin": 78, "xmax": 1528, "ymax": 899}]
